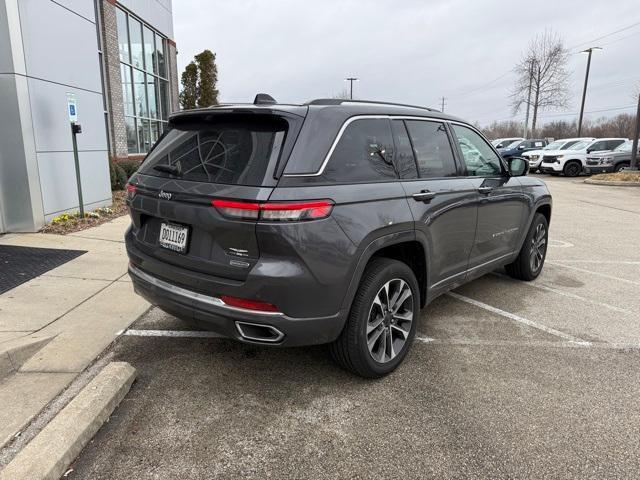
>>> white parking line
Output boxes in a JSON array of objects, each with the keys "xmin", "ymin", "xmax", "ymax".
[
  {"xmin": 415, "ymin": 337, "xmax": 640, "ymax": 350},
  {"xmin": 124, "ymin": 329, "xmax": 224, "ymax": 338},
  {"xmin": 446, "ymin": 292, "xmax": 590, "ymax": 345},
  {"xmin": 490, "ymin": 272, "xmax": 632, "ymax": 315},
  {"xmin": 547, "ymin": 262, "xmax": 640, "ymax": 286},
  {"xmin": 551, "ymin": 260, "xmax": 640, "ymax": 265}
]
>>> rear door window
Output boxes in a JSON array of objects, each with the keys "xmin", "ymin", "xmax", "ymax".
[
  {"xmin": 138, "ymin": 115, "xmax": 288, "ymax": 186},
  {"xmin": 405, "ymin": 120, "xmax": 457, "ymax": 178},
  {"xmin": 323, "ymin": 118, "xmax": 397, "ymax": 182}
]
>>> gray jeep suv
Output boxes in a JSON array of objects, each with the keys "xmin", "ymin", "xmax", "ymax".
[{"xmin": 125, "ymin": 96, "xmax": 552, "ymax": 378}]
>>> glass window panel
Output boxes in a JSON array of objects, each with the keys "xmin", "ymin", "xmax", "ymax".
[
  {"xmin": 128, "ymin": 17, "xmax": 143, "ymax": 69},
  {"xmin": 116, "ymin": 9, "xmax": 129, "ymax": 62},
  {"xmin": 150, "ymin": 121, "xmax": 160, "ymax": 146},
  {"xmin": 138, "ymin": 119, "xmax": 151, "ymax": 152},
  {"xmin": 125, "ymin": 117, "xmax": 138, "ymax": 153},
  {"xmin": 405, "ymin": 120, "xmax": 457, "ymax": 178},
  {"xmin": 120, "ymin": 64, "xmax": 134, "ymax": 116},
  {"xmin": 323, "ymin": 119, "xmax": 397, "ymax": 182},
  {"xmin": 146, "ymin": 74, "xmax": 158, "ymax": 118},
  {"xmin": 142, "ymin": 25, "xmax": 154, "ymax": 73},
  {"xmin": 132, "ymin": 68, "xmax": 148, "ymax": 118},
  {"xmin": 159, "ymin": 80, "xmax": 169, "ymax": 120},
  {"xmin": 390, "ymin": 120, "xmax": 418, "ymax": 179},
  {"xmin": 452, "ymin": 125, "xmax": 502, "ymax": 177},
  {"xmin": 156, "ymin": 34, "xmax": 166, "ymax": 77}
]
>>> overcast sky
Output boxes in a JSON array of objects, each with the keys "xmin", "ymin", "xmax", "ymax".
[{"xmin": 173, "ymin": 0, "xmax": 640, "ymax": 126}]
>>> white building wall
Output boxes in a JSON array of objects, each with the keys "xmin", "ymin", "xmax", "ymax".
[{"xmin": 118, "ymin": 0, "xmax": 173, "ymax": 38}]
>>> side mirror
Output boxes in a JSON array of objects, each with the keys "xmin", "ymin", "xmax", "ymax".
[
  {"xmin": 586, "ymin": 149, "xmax": 592, "ymax": 154},
  {"xmin": 508, "ymin": 157, "xmax": 529, "ymax": 177},
  {"xmin": 518, "ymin": 144, "xmax": 525, "ymax": 149}
]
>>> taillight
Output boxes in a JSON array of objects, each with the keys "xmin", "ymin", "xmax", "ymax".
[
  {"xmin": 126, "ymin": 183, "xmax": 137, "ymax": 198},
  {"xmin": 220, "ymin": 295, "xmax": 279, "ymax": 312},
  {"xmin": 212, "ymin": 199, "xmax": 333, "ymax": 222}
]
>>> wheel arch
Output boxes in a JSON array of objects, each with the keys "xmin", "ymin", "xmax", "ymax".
[{"xmin": 340, "ymin": 232, "xmax": 430, "ymax": 313}]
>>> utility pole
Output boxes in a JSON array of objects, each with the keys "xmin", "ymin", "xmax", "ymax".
[
  {"xmin": 440, "ymin": 97, "xmax": 446, "ymax": 112},
  {"xmin": 523, "ymin": 59, "xmax": 534, "ymax": 139},
  {"xmin": 578, "ymin": 47, "xmax": 602, "ymax": 136},
  {"xmin": 345, "ymin": 77, "xmax": 359, "ymax": 99},
  {"xmin": 629, "ymin": 94, "xmax": 640, "ymax": 171}
]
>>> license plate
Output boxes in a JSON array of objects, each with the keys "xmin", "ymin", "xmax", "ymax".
[{"xmin": 159, "ymin": 223, "xmax": 189, "ymax": 253}]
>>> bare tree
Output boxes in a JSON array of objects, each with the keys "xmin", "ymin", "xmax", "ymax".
[
  {"xmin": 511, "ymin": 30, "xmax": 571, "ymax": 136},
  {"xmin": 332, "ymin": 88, "xmax": 352, "ymax": 100}
]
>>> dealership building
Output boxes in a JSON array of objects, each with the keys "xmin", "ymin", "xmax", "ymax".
[{"xmin": 0, "ymin": 0, "xmax": 179, "ymax": 233}]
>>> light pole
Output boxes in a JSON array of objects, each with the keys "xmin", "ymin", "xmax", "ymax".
[
  {"xmin": 345, "ymin": 77, "xmax": 359, "ymax": 99},
  {"xmin": 577, "ymin": 47, "xmax": 602, "ymax": 136}
]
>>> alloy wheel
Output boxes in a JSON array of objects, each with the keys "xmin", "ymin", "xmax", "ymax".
[
  {"xmin": 529, "ymin": 223, "xmax": 547, "ymax": 273},
  {"xmin": 366, "ymin": 278, "xmax": 414, "ymax": 363}
]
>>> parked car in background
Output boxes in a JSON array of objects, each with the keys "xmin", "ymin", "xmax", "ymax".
[
  {"xmin": 499, "ymin": 139, "xmax": 548, "ymax": 159},
  {"xmin": 523, "ymin": 138, "xmax": 594, "ymax": 173},
  {"xmin": 539, "ymin": 138, "xmax": 628, "ymax": 177},
  {"xmin": 491, "ymin": 137, "xmax": 524, "ymax": 149},
  {"xmin": 584, "ymin": 140, "xmax": 640, "ymax": 174}
]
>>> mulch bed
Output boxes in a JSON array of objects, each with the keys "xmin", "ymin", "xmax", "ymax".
[{"xmin": 41, "ymin": 191, "xmax": 128, "ymax": 235}]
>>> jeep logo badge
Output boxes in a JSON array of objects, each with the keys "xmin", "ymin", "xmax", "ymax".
[{"xmin": 158, "ymin": 190, "xmax": 172, "ymax": 200}]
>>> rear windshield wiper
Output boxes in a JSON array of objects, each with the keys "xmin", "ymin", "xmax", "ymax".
[{"xmin": 153, "ymin": 164, "xmax": 182, "ymax": 176}]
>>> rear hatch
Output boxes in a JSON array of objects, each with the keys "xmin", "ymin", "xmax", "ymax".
[{"xmin": 127, "ymin": 108, "xmax": 305, "ymax": 282}]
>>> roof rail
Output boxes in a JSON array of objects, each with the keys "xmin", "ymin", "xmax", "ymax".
[{"xmin": 306, "ymin": 98, "xmax": 436, "ymax": 112}]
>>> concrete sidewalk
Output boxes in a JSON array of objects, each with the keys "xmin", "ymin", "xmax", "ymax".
[{"xmin": 0, "ymin": 216, "xmax": 149, "ymax": 449}]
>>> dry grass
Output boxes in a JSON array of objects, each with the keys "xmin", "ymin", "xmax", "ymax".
[
  {"xmin": 42, "ymin": 191, "xmax": 128, "ymax": 235},
  {"xmin": 594, "ymin": 171, "xmax": 640, "ymax": 183}
]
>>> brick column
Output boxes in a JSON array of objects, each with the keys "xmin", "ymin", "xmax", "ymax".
[
  {"xmin": 100, "ymin": 0, "xmax": 128, "ymax": 159},
  {"xmin": 167, "ymin": 39, "xmax": 180, "ymax": 114}
]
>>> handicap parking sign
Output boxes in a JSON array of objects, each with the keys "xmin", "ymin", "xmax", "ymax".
[{"xmin": 66, "ymin": 93, "xmax": 78, "ymax": 122}]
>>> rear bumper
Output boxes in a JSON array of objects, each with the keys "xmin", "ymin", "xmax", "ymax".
[{"xmin": 128, "ymin": 264, "xmax": 345, "ymax": 347}]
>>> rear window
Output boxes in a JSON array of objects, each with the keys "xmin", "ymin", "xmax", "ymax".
[{"xmin": 138, "ymin": 115, "xmax": 287, "ymax": 186}]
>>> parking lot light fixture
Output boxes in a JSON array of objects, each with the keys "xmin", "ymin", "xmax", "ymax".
[{"xmin": 577, "ymin": 47, "xmax": 602, "ymax": 136}]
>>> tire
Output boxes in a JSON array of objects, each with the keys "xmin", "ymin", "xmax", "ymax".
[
  {"xmin": 329, "ymin": 257, "xmax": 419, "ymax": 378},
  {"xmin": 615, "ymin": 163, "xmax": 629, "ymax": 173},
  {"xmin": 563, "ymin": 161, "xmax": 582, "ymax": 177},
  {"xmin": 505, "ymin": 213, "xmax": 549, "ymax": 281}
]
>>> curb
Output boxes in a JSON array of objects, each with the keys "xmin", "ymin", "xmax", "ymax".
[
  {"xmin": 0, "ymin": 336, "xmax": 53, "ymax": 379},
  {"xmin": 0, "ymin": 362, "xmax": 136, "ymax": 480},
  {"xmin": 584, "ymin": 179, "xmax": 640, "ymax": 187}
]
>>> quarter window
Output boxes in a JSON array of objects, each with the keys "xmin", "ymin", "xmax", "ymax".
[
  {"xmin": 452, "ymin": 125, "xmax": 503, "ymax": 177},
  {"xmin": 405, "ymin": 121, "xmax": 457, "ymax": 177},
  {"xmin": 323, "ymin": 119, "xmax": 397, "ymax": 182}
]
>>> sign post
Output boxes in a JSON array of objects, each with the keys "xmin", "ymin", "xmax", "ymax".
[
  {"xmin": 67, "ymin": 93, "xmax": 84, "ymax": 218},
  {"xmin": 629, "ymin": 94, "xmax": 640, "ymax": 172}
]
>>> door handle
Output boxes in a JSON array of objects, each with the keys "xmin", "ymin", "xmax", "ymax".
[
  {"xmin": 412, "ymin": 190, "xmax": 437, "ymax": 202},
  {"xmin": 477, "ymin": 186, "xmax": 493, "ymax": 194}
]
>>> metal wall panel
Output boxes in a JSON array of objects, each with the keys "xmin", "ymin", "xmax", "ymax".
[
  {"xmin": 29, "ymin": 78, "xmax": 108, "ymax": 153},
  {"xmin": 38, "ymin": 150, "xmax": 111, "ymax": 218},
  {"xmin": 19, "ymin": 0, "xmax": 102, "ymax": 93}
]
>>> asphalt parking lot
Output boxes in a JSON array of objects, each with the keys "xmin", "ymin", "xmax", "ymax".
[{"xmin": 68, "ymin": 175, "xmax": 640, "ymax": 479}]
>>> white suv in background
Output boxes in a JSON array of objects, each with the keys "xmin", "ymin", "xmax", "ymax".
[
  {"xmin": 523, "ymin": 138, "xmax": 594, "ymax": 173},
  {"xmin": 491, "ymin": 137, "xmax": 524, "ymax": 149},
  {"xmin": 539, "ymin": 138, "xmax": 628, "ymax": 177}
]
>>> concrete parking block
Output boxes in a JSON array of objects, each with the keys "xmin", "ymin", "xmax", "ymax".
[
  {"xmin": 0, "ymin": 276, "xmax": 110, "ymax": 332},
  {"xmin": 0, "ymin": 362, "xmax": 136, "ymax": 480},
  {"xmin": 0, "ymin": 372, "xmax": 76, "ymax": 449},
  {"xmin": 20, "ymin": 281, "xmax": 149, "ymax": 373}
]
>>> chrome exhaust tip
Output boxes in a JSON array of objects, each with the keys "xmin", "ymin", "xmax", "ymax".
[{"xmin": 235, "ymin": 321, "xmax": 285, "ymax": 343}]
